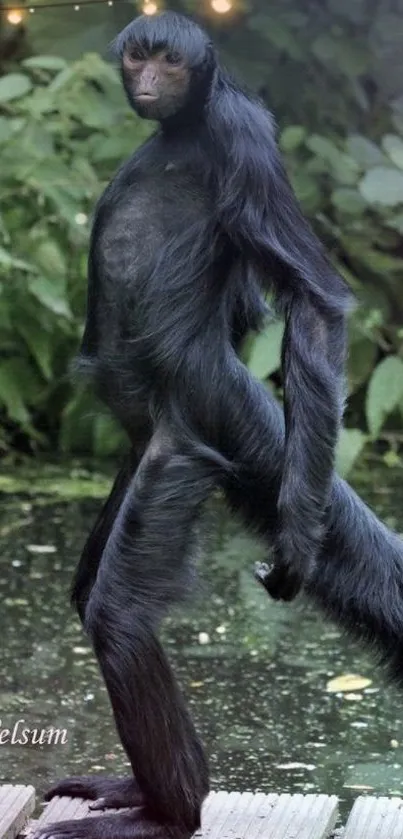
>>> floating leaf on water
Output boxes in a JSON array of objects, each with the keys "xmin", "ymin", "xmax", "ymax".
[
  {"xmin": 344, "ymin": 692, "xmax": 364, "ymax": 701},
  {"xmin": 198, "ymin": 632, "xmax": 210, "ymax": 645},
  {"xmin": 26, "ymin": 544, "xmax": 57, "ymax": 554},
  {"xmin": 276, "ymin": 762, "xmax": 316, "ymax": 771},
  {"xmin": 326, "ymin": 673, "xmax": 372, "ymax": 692},
  {"xmin": 344, "ymin": 783, "xmax": 374, "ymax": 791}
]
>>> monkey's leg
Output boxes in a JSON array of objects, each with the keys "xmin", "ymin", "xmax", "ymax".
[
  {"xmin": 37, "ymin": 439, "xmax": 221, "ymax": 839},
  {"xmin": 47, "ymin": 444, "xmax": 148, "ymax": 810},
  {"xmin": 71, "ymin": 455, "xmax": 134, "ymax": 622}
]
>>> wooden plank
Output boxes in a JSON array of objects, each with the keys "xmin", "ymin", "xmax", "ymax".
[
  {"xmin": 343, "ymin": 795, "xmax": 403, "ymax": 838},
  {"xmin": 0, "ymin": 786, "xmax": 35, "ymax": 839},
  {"xmin": 200, "ymin": 792, "xmax": 338, "ymax": 838},
  {"xmin": 33, "ymin": 792, "xmax": 338, "ymax": 838}
]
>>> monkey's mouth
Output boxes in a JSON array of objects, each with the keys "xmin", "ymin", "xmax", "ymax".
[{"xmin": 135, "ymin": 93, "xmax": 158, "ymax": 103}]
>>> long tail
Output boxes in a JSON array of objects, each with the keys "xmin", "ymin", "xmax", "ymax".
[{"xmin": 308, "ymin": 476, "xmax": 403, "ymax": 684}]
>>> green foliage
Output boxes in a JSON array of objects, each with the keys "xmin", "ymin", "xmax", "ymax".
[
  {"xmin": 0, "ymin": 52, "xmax": 150, "ymax": 454},
  {"xmin": 238, "ymin": 0, "xmax": 403, "ymax": 476},
  {"xmin": 366, "ymin": 357, "xmax": 403, "ymax": 439},
  {"xmin": 244, "ymin": 322, "xmax": 284, "ymax": 380},
  {"xmin": 336, "ymin": 429, "xmax": 368, "ymax": 478},
  {"xmin": 1, "ymin": 0, "xmax": 403, "ymax": 472},
  {"xmin": 246, "ymin": 113, "xmax": 403, "ymax": 474}
]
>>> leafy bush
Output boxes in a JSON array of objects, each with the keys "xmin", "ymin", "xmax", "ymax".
[
  {"xmin": 1, "ymin": 8, "xmax": 403, "ymax": 472},
  {"xmin": 243, "ymin": 124, "xmax": 403, "ymax": 473},
  {"xmin": 0, "ymin": 53, "xmax": 150, "ymax": 455}
]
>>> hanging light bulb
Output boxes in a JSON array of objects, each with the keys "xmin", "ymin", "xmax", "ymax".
[
  {"xmin": 142, "ymin": 1, "xmax": 158, "ymax": 14},
  {"xmin": 211, "ymin": 0, "xmax": 232, "ymax": 12},
  {"xmin": 7, "ymin": 9, "xmax": 24, "ymax": 24}
]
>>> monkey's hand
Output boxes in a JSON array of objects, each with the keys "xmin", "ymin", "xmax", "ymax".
[{"xmin": 254, "ymin": 559, "xmax": 303, "ymax": 602}]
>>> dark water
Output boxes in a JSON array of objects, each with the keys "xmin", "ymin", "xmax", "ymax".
[{"xmin": 0, "ymin": 464, "xmax": 403, "ymax": 822}]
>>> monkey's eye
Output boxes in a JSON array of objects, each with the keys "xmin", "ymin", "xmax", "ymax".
[
  {"xmin": 164, "ymin": 51, "xmax": 182, "ymax": 66},
  {"xmin": 128, "ymin": 46, "xmax": 145, "ymax": 61}
]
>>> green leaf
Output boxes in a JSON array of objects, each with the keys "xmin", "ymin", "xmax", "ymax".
[
  {"xmin": 306, "ymin": 134, "xmax": 359, "ymax": 184},
  {"xmin": 359, "ymin": 167, "xmax": 403, "ymax": 207},
  {"xmin": 336, "ymin": 429, "xmax": 367, "ymax": 478},
  {"xmin": 93, "ymin": 414, "xmax": 127, "ymax": 457},
  {"xmin": 249, "ymin": 16, "xmax": 303, "ymax": 59},
  {"xmin": 28, "ymin": 277, "xmax": 72, "ymax": 319},
  {"xmin": 17, "ymin": 319, "xmax": 53, "ymax": 381},
  {"xmin": 290, "ymin": 171, "xmax": 321, "ymax": 211},
  {"xmin": 0, "ymin": 74, "xmax": 32, "ymax": 103},
  {"xmin": 312, "ymin": 34, "xmax": 338, "ymax": 62},
  {"xmin": 336, "ymin": 40, "xmax": 370, "ymax": 77},
  {"xmin": 366, "ymin": 356, "xmax": 403, "ymax": 438},
  {"xmin": 347, "ymin": 336, "xmax": 377, "ymax": 393},
  {"xmin": 386, "ymin": 212, "xmax": 403, "ymax": 234},
  {"xmin": 40, "ymin": 185, "xmax": 81, "ymax": 222},
  {"xmin": 382, "ymin": 134, "xmax": 403, "ymax": 170},
  {"xmin": 17, "ymin": 122, "xmax": 54, "ymax": 159},
  {"xmin": 34, "ymin": 240, "xmax": 66, "ymax": 278},
  {"xmin": 73, "ymin": 88, "xmax": 121, "ymax": 129},
  {"xmin": 59, "ymin": 391, "xmax": 95, "ymax": 453},
  {"xmin": 0, "ymin": 360, "xmax": 30, "ymax": 423},
  {"xmin": 347, "ymin": 135, "xmax": 385, "ymax": 168},
  {"xmin": 23, "ymin": 56, "xmax": 68, "ymax": 71},
  {"xmin": 89, "ymin": 133, "xmax": 136, "ymax": 163},
  {"xmin": 331, "ymin": 188, "xmax": 366, "ymax": 215},
  {"xmin": 0, "ymin": 246, "xmax": 36, "ymax": 273},
  {"xmin": 48, "ymin": 67, "xmax": 76, "ymax": 93},
  {"xmin": 279, "ymin": 125, "xmax": 307, "ymax": 153},
  {"xmin": 0, "ymin": 116, "xmax": 14, "ymax": 144},
  {"xmin": 247, "ymin": 322, "xmax": 284, "ymax": 380}
]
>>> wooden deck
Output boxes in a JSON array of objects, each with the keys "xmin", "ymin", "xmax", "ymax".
[{"xmin": 1, "ymin": 784, "xmax": 403, "ymax": 838}]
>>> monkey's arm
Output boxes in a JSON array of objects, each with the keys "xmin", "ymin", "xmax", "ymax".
[{"xmin": 212, "ymin": 99, "xmax": 353, "ymax": 595}]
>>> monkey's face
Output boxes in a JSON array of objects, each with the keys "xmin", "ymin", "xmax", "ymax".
[{"xmin": 122, "ymin": 47, "xmax": 191, "ymax": 121}]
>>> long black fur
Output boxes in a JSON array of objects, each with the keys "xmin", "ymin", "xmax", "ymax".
[{"xmin": 36, "ymin": 12, "xmax": 403, "ymax": 839}]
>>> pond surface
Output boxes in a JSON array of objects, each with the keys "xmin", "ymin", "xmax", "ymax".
[{"xmin": 0, "ymin": 462, "xmax": 403, "ymax": 823}]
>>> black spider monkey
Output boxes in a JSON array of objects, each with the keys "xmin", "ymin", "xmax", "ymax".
[{"xmin": 35, "ymin": 12, "xmax": 403, "ymax": 839}]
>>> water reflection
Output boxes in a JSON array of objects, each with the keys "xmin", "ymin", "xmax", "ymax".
[{"xmin": 0, "ymin": 467, "xmax": 403, "ymax": 820}]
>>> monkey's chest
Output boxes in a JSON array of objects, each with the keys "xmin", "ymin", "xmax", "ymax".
[
  {"xmin": 83, "ymin": 170, "xmax": 211, "ymax": 361},
  {"xmin": 100, "ymin": 169, "xmax": 209, "ymax": 281}
]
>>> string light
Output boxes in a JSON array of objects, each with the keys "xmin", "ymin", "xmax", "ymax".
[
  {"xmin": 3, "ymin": 0, "xmax": 232, "ymax": 16},
  {"xmin": 6, "ymin": 8, "xmax": 25, "ymax": 22},
  {"xmin": 210, "ymin": 0, "xmax": 232, "ymax": 12},
  {"xmin": 142, "ymin": 1, "xmax": 158, "ymax": 12},
  {"xmin": 3, "ymin": 0, "xmax": 124, "ymax": 10}
]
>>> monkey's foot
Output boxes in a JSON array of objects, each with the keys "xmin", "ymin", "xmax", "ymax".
[
  {"xmin": 44, "ymin": 776, "xmax": 143, "ymax": 810},
  {"xmin": 254, "ymin": 561, "xmax": 302, "ymax": 602},
  {"xmin": 34, "ymin": 813, "xmax": 191, "ymax": 839}
]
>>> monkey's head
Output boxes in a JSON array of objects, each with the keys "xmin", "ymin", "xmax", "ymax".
[{"xmin": 114, "ymin": 12, "xmax": 216, "ymax": 123}]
